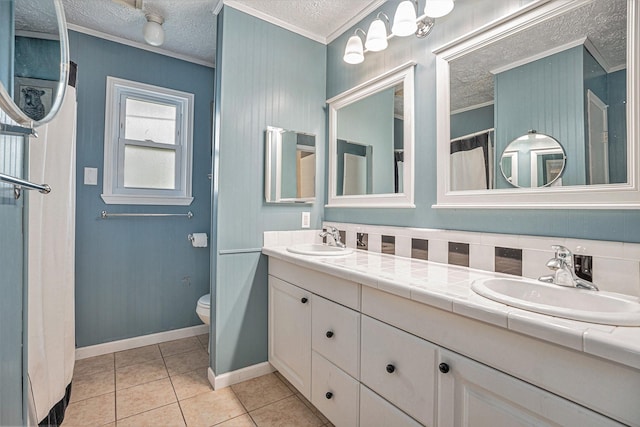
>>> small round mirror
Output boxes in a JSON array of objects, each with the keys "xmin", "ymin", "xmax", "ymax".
[
  {"xmin": 500, "ymin": 131, "xmax": 566, "ymax": 188},
  {"xmin": 0, "ymin": 0, "xmax": 69, "ymax": 126}
]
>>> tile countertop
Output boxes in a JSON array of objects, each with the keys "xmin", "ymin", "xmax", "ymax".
[{"xmin": 262, "ymin": 246, "xmax": 640, "ymax": 372}]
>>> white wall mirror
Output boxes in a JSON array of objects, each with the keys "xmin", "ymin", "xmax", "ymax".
[
  {"xmin": 434, "ymin": 0, "xmax": 639, "ymax": 209},
  {"xmin": 0, "ymin": 0, "xmax": 69, "ymax": 127},
  {"xmin": 264, "ymin": 126, "xmax": 316, "ymax": 204},
  {"xmin": 327, "ymin": 62, "xmax": 415, "ymax": 208}
]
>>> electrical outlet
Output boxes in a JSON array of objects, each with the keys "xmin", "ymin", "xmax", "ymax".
[{"xmin": 301, "ymin": 212, "xmax": 311, "ymax": 228}]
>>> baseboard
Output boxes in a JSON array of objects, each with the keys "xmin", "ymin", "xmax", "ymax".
[
  {"xmin": 75, "ymin": 324, "xmax": 209, "ymax": 360},
  {"xmin": 207, "ymin": 362, "xmax": 275, "ymax": 390}
]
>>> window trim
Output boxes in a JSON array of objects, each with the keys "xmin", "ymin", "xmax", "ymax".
[{"xmin": 101, "ymin": 76, "xmax": 194, "ymax": 205}]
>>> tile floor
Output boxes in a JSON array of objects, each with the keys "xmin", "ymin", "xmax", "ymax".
[{"xmin": 62, "ymin": 335, "xmax": 334, "ymax": 427}]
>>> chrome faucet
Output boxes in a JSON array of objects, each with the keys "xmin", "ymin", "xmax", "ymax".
[
  {"xmin": 538, "ymin": 245, "xmax": 599, "ymax": 291},
  {"xmin": 319, "ymin": 226, "xmax": 345, "ymax": 248}
]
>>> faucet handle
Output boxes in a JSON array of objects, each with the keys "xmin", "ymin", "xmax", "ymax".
[{"xmin": 551, "ymin": 245, "xmax": 572, "ymax": 259}]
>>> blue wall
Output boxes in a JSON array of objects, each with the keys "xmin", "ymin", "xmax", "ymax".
[
  {"xmin": 0, "ymin": 133, "xmax": 25, "ymax": 426},
  {"xmin": 324, "ymin": 0, "xmax": 640, "ymax": 243},
  {"xmin": 69, "ymin": 31, "xmax": 214, "ymax": 347},
  {"xmin": 608, "ymin": 69, "xmax": 627, "ymax": 183},
  {"xmin": 213, "ymin": 7, "xmax": 326, "ymax": 374},
  {"xmin": 495, "ymin": 46, "xmax": 585, "ymax": 187},
  {"xmin": 0, "ymin": 0, "xmax": 14, "ymax": 93},
  {"xmin": 450, "ymin": 104, "xmax": 494, "ymax": 140}
]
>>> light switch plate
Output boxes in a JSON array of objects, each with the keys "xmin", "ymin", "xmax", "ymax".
[
  {"xmin": 301, "ymin": 212, "xmax": 311, "ymax": 228},
  {"xmin": 84, "ymin": 167, "xmax": 98, "ymax": 185}
]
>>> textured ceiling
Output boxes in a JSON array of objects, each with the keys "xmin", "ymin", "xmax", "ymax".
[
  {"xmin": 450, "ymin": 0, "xmax": 627, "ymax": 112},
  {"xmin": 54, "ymin": 0, "xmax": 382, "ymax": 67}
]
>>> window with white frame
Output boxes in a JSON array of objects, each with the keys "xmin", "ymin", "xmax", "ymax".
[{"xmin": 101, "ymin": 77, "xmax": 194, "ymax": 205}]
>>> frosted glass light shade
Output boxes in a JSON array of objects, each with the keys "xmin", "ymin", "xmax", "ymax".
[
  {"xmin": 365, "ymin": 19, "xmax": 388, "ymax": 52},
  {"xmin": 343, "ymin": 35, "xmax": 364, "ymax": 64},
  {"xmin": 424, "ymin": 0, "xmax": 454, "ymax": 18},
  {"xmin": 392, "ymin": 1, "xmax": 417, "ymax": 37},
  {"xmin": 143, "ymin": 16, "xmax": 165, "ymax": 46}
]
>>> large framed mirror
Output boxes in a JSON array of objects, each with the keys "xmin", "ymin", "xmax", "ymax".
[
  {"xmin": 327, "ymin": 62, "xmax": 415, "ymax": 208},
  {"xmin": 264, "ymin": 126, "xmax": 316, "ymax": 204},
  {"xmin": 434, "ymin": 0, "xmax": 639, "ymax": 209},
  {"xmin": 0, "ymin": 0, "xmax": 70, "ymax": 127}
]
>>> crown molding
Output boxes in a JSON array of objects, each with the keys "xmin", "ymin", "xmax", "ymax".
[
  {"xmin": 67, "ymin": 24, "xmax": 215, "ymax": 68},
  {"xmin": 325, "ymin": 0, "xmax": 387, "ymax": 44}
]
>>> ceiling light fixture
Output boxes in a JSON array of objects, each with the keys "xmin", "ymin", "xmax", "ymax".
[
  {"xmin": 143, "ymin": 13, "xmax": 165, "ymax": 46},
  {"xmin": 344, "ymin": 0, "xmax": 454, "ymax": 64},
  {"xmin": 365, "ymin": 13, "xmax": 390, "ymax": 52},
  {"xmin": 424, "ymin": 0, "xmax": 455, "ymax": 18},
  {"xmin": 343, "ymin": 28, "xmax": 366, "ymax": 64}
]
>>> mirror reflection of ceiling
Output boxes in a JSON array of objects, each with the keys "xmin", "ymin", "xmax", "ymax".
[
  {"xmin": 14, "ymin": 0, "xmax": 58, "ymax": 34},
  {"xmin": 450, "ymin": 0, "xmax": 627, "ymax": 112}
]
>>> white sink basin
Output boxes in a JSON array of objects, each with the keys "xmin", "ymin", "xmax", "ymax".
[
  {"xmin": 287, "ymin": 243, "xmax": 353, "ymax": 256},
  {"xmin": 471, "ymin": 278, "xmax": 640, "ymax": 326}
]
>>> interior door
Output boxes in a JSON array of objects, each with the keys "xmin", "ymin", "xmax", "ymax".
[{"xmin": 587, "ymin": 89, "xmax": 609, "ymax": 185}]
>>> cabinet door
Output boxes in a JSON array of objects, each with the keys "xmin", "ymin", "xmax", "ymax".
[
  {"xmin": 268, "ymin": 276, "xmax": 312, "ymax": 399},
  {"xmin": 438, "ymin": 349, "xmax": 624, "ymax": 427},
  {"xmin": 360, "ymin": 315, "xmax": 437, "ymax": 426},
  {"xmin": 312, "ymin": 295, "xmax": 360, "ymax": 379}
]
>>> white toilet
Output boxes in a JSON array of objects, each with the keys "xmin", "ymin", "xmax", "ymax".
[{"xmin": 196, "ymin": 294, "xmax": 210, "ymax": 325}]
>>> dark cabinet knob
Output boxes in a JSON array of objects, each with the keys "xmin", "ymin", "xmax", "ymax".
[
  {"xmin": 386, "ymin": 364, "xmax": 395, "ymax": 373},
  {"xmin": 439, "ymin": 363, "xmax": 450, "ymax": 374},
  {"xmin": 325, "ymin": 392, "xmax": 333, "ymax": 399},
  {"xmin": 300, "ymin": 297, "xmax": 308, "ymax": 304},
  {"xmin": 326, "ymin": 331, "xmax": 334, "ymax": 338}
]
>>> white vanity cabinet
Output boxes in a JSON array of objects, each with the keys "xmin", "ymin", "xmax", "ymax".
[
  {"xmin": 268, "ymin": 257, "xmax": 635, "ymax": 426},
  {"xmin": 268, "ymin": 276, "xmax": 312, "ymax": 399}
]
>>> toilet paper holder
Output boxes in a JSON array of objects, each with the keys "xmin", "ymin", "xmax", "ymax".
[{"xmin": 188, "ymin": 233, "xmax": 208, "ymax": 247}]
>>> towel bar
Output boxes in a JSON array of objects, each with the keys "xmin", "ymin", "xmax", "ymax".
[{"xmin": 100, "ymin": 211, "xmax": 193, "ymax": 219}]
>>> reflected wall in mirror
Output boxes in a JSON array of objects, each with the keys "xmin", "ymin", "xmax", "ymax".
[
  {"xmin": 0, "ymin": 0, "xmax": 69, "ymax": 126},
  {"xmin": 264, "ymin": 126, "xmax": 316, "ymax": 204},
  {"xmin": 327, "ymin": 62, "xmax": 415, "ymax": 208},
  {"xmin": 435, "ymin": 0, "xmax": 640, "ymax": 208}
]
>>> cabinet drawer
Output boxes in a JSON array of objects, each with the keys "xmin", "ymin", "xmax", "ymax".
[
  {"xmin": 311, "ymin": 351, "xmax": 359, "ymax": 427},
  {"xmin": 359, "ymin": 384, "xmax": 421, "ymax": 427},
  {"xmin": 360, "ymin": 315, "xmax": 437, "ymax": 426},
  {"xmin": 312, "ymin": 296, "xmax": 360, "ymax": 379}
]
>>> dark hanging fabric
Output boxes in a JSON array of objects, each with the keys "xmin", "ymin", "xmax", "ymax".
[
  {"xmin": 68, "ymin": 61, "xmax": 77, "ymax": 88},
  {"xmin": 38, "ymin": 382, "xmax": 72, "ymax": 427},
  {"xmin": 394, "ymin": 151, "xmax": 404, "ymax": 193},
  {"xmin": 450, "ymin": 133, "xmax": 490, "ymax": 188}
]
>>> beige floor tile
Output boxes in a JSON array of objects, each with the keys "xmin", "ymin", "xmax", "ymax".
[
  {"xmin": 170, "ymin": 367, "xmax": 212, "ymax": 401},
  {"xmin": 214, "ymin": 414, "xmax": 256, "ymax": 427},
  {"xmin": 115, "ymin": 345, "xmax": 162, "ymax": 368},
  {"xmin": 273, "ymin": 371, "xmax": 298, "ymax": 394},
  {"xmin": 69, "ymin": 369, "xmax": 115, "ymax": 404},
  {"xmin": 62, "ymin": 392, "xmax": 115, "ymax": 426},
  {"xmin": 196, "ymin": 333, "xmax": 209, "ymax": 349},
  {"xmin": 116, "ymin": 377, "xmax": 177, "ymax": 420},
  {"xmin": 250, "ymin": 396, "xmax": 323, "ymax": 427},
  {"xmin": 116, "ymin": 403, "xmax": 185, "ymax": 427},
  {"xmin": 231, "ymin": 373, "xmax": 293, "ymax": 411},
  {"xmin": 164, "ymin": 348, "xmax": 209, "ymax": 376},
  {"xmin": 116, "ymin": 358, "xmax": 168, "ymax": 390},
  {"xmin": 296, "ymin": 393, "xmax": 329, "ymax": 424},
  {"xmin": 159, "ymin": 337, "xmax": 202, "ymax": 358},
  {"xmin": 179, "ymin": 388, "xmax": 246, "ymax": 427},
  {"xmin": 73, "ymin": 354, "xmax": 114, "ymax": 379}
]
